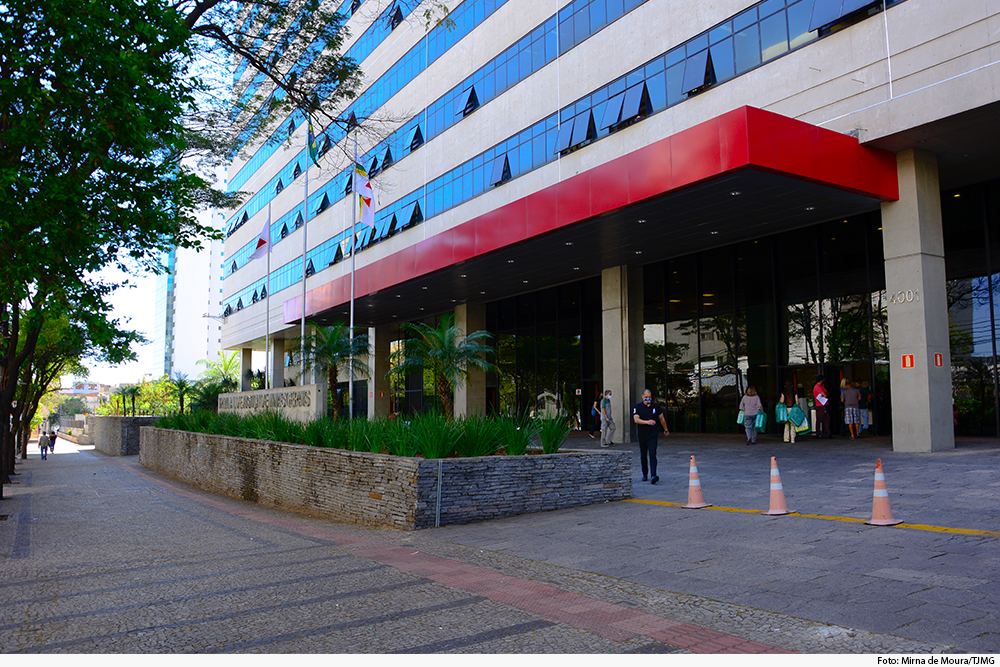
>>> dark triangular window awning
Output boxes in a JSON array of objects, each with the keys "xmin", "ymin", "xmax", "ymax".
[
  {"xmin": 236, "ymin": 298, "xmax": 244, "ymax": 311},
  {"xmin": 389, "ymin": 5, "xmax": 404, "ymax": 29},
  {"xmin": 223, "ymin": 305, "xmax": 233, "ymax": 317},
  {"xmin": 293, "ymin": 162, "xmax": 302, "ymax": 179},
  {"xmin": 259, "ymin": 285, "xmax": 267, "ymax": 299},
  {"xmin": 409, "ymin": 125, "xmax": 424, "ymax": 151},
  {"xmin": 346, "ymin": 111, "xmax": 359, "ymax": 130},
  {"xmin": 369, "ymin": 155, "xmax": 379, "ymax": 176},
  {"xmin": 570, "ymin": 110, "xmax": 595, "ymax": 148},
  {"xmin": 809, "ymin": 0, "xmax": 875, "ymax": 31},
  {"xmin": 619, "ymin": 82, "xmax": 651, "ymax": 124},
  {"xmin": 280, "ymin": 223, "xmax": 288, "ymax": 239},
  {"xmin": 252, "ymin": 289, "xmax": 259, "ymax": 304},
  {"xmin": 328, "ymin": 242, "xmax": 345, "ymax": 266},
  {"xmin": 345, "ymin": 172, "xmax": 353, "ymax": 195},
  {"xmin": 318, "ymin": 193, "xmax": 331, "ymax": 213},
  {"xmin": 489, "ymin": 154, "xmax": 511, "ymax": 186},
  {"xmin": 275, "ymin": 178, "xmax": 284, "ymax": 194},
  {"xmin": 382, "ymin": 147, "xmax": 393, "ymax": 169},
  {"xmin": 305, "ymin": 259, "xmax": 315, "ymax": 276},
  {"xmin": 682, "ymin": 49, "xmax": 713, "ymax": 95},
  {"xmin": 294, "ymin": 211, "xmax": 303, "ymax": 229},
  {"xmin": 288, "ymin": 120, "xmax": 296, "ymax": 137},
  {"xmin": 240, "ymin": 211, "xmax": 249, "ymax": 225},
  {"xmin": 231, "ymin": 260, "xmax": 238, "ymax": 274},
  {"xmin": 455, "ymin": 86, "xmax": 479, "ymax": 117},
  {"xmin": 350, "ymin": 0, "xmax": 360, "ymax": 15},
  {"xmin": 554, "ymin": 116, "xmax": 575, "ymax": 153},
  {"xmin": 319, "ymin": 135, "xmax": 331, "ymax": 156},
  {"xmin": 408, "ymin": 201, "xmax": 423, "ymax": 227},
  {"xmin": 600, "ymin": 92, "xmax": 625, "ymax": 130}
]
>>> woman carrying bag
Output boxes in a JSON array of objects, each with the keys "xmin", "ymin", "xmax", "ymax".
[
  {"xmin": 739, "ymin": 386, "xmax": 763, "ymax": 446},
  {"xmin": 778, "ymin": 381, "xmax": 798, "ymax": 443}
]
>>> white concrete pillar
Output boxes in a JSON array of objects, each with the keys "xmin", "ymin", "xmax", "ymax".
[
  {"xmin": 368, "ymin": 326, "xmax": 392, "ymax": 419},
  {"xmin": 454, "ymin": 303, "xmax": 488, "ymax": 418},
  {"xmin": 601, "ymin": 266, "xmax": 645, "ymax": 443},
  {"xmin": 270, "ymin": 339, "xmax": 285, "ymax": 389},
  {"xmin": 881, "ymin": 149, "xmax": 954, "ymax": 452},
  {"xmin": 240, "ymin": 348, "xmax": 254, "ymax": 391}
]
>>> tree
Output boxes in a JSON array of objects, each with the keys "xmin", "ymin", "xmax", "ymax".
[
  {"xmin": 121, "ymin": 385, "xmax": 141, "ymax": 417},
  {"xmin": 172, "ymin": 373, "xmax": 194, "ymax": 414},
  {"xmin": 197, "ymin": 350, "xmax": 240, "ymax": 391},
  {"xmin": 387, "ymin": 314, "xmax": 497, "ymax": 419},
  {"xmin": 288, "ymin": 323, "xmax": 369, "ymax": 421},
  {"xmin": 55, "ymin": 397, "xmax": 88, "ymax": 418}
]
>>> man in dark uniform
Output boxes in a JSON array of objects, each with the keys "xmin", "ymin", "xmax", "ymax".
[{"xmin": 633, "ymin": 388, "xmax": 669, "ymax": 484}]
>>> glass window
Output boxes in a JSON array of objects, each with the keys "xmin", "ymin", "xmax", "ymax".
[
  {"xmin": 734, "ymin": 23, "xmax": 762, "ymax": 74},
  {"xmin": 606, "ymin": 0, "xmax": 624, "ymax": 23},
  {"xmin": 759, "ymin": 0, "xmax": 785, "ymax": 17},
  {"xmin": 710, "ymin": 37, "xmax": 735, "ymax": 83},
  {"xmin": 787, "ymin": 0, "xmax": 818, "ymax": 48},
  {"xmin": 665, "ymin": 256, "xmax": 699, "ymax": 432},
  {"xmin": 760, "ymin": 11, "xmax": 790, "ymax": 62}
]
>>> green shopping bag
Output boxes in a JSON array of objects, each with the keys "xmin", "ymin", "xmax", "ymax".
[
  {"xmin": 755, "ymin": 412, "xmax": 767, "ymax": 430},
  {"xmin": 788, "ymin": 405, "xmax": 805, "ymax": 426},
  {"xmin": 736, "ymin": 410, "xmax": 744, "ymax": 424},
  {"xmin": 775, "ymin": 403, "xmax": 788, "ymax": 423}
]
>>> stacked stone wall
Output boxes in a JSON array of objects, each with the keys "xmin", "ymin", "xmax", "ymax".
[{"xmin": 140, "ymin": 427, "xmax": 632, "ymax": 530}]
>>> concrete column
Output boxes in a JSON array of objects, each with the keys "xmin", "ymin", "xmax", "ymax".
[
  {"xmin": 881, "ymin": 149, "xmax": 954, "ymax": 452},
  {"xmin": 601, "ymin": 266, "xmax": 645, "ymax": 443},
  {"xmin": 270, "ymin": 339, "xmax": 285, "ymax": 389},
  {"xmin": 368, "ymin": 326, "xmax": 392, "ymax": 419},
  {"xmin": 240, "ymin": 348, "xmax": 253, "ymax": 391},
  {"xmin": 453, "ymin": 302, "xmax": 488, "ymax": 418}
]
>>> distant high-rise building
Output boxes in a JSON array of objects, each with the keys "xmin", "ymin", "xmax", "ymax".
[{"xmin": 151, "ymin": 210, "xmax": 226, "ymax": 379}]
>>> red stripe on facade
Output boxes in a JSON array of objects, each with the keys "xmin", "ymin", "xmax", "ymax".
[{"xmin": 284, "ymin": 106, "xmax": 898, "ymax": 324}]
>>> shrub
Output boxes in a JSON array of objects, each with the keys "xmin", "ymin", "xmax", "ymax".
[
  {"xmin": 244, "ymin": 412, "xmax": 304, "ymax": 444},
  {"xmin": 538, "ymin": 415, "xmax": 570, "ymax": 454},
  {"xmin": 408, "ymin": 412, "xmax": 460, "ymax": 459},
  {"xmin": 303, "ymin": 418, "xmax": 348, "ymax": 449},
  {"xmin": 382, "ymin": 417, "xmax": 416, "ymax": 457},
  {"xmin": 455, "ymin": 415, "xmax": 501, "ymax": 457},
  {"xmin": 496, "ymin": 411, "xmax": 536, "ymax": 455}
]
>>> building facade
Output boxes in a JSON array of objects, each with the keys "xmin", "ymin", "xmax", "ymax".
[
  {"xmin": 222, "ymin": 0, "xmax": 1000, "ymax": 451},
  {"xmin": 152, "ymin": 211, "xmax": 226, "ymax": 379}
]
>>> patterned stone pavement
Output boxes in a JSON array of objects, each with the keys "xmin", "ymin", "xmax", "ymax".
[{"xmin": 0, "ymin": 433, "xmax": 995, "ymax": 654}]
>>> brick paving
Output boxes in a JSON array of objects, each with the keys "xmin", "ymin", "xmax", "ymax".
[{"xmin": 1, "ymin": 433, "xmax": 994, "ymax": 654}]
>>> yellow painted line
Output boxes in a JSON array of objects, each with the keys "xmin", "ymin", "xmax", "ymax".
[{"xmin": 624, "ymin": 499, "xmax": 1000, "ymax": 537}]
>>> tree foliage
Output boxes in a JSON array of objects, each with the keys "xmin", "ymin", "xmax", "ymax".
[{"xmin": 288, "ymin": 323, "xmax": 369, "ymax": 421}]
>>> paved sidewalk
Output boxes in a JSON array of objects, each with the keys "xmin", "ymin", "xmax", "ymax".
[{"xmin": 0, "ymin": 434, "xmax": 996, "ymax": 654}]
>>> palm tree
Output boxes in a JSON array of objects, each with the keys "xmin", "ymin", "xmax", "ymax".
[
  {"xmin": 121, "ymin": 384, "xmax": 141, "ymax": 417},
  {"xmin": 387, "ymin": 313, "xmax": 497, "ymax": 418},
  {"xmin": 172, "ymin": 373, "xmax": 193, "ymax": 414},
  {"xmin": 287, "ymin": 323, "xmax": 369, "ymax": 421},
  {"xmin": 196, "ymin": 351, "xmax": 240, "ymax": 391}
]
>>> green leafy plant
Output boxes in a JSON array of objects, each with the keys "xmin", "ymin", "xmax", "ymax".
[
  {"xmin": 496, "ymin": 411, "xmax": 537, "ymax": 456},
  {"xmin": 455, "ymin": 415, "xmax": 501, "ymax": 457},
  {"xmin": 538, "ymin": 415, "xmax": 570, "ymax": 454},
  {"xmin": 407, "ymin": 413, "xmax": 460, "ymax": 459},
  {"xmin": 303, "ymin": 418, "xmax": 348, "ymax": 449}
]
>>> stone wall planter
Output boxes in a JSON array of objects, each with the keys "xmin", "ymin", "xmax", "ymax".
[
  {"xmin": 140, "ymin": 427, "xmax": 632, "ymax": 530},
  {"xmin": 91, "ymin": 416, "xmax": 161, "ymax": 456}
]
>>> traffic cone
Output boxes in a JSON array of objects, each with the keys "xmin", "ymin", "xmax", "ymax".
[
  {"xmin": 681, "ymin": 455, "xmax": 711, "ymax": 509},
  {"xmin": 865, "ymin": 459, "xmax": 902, "ymax": 526},
  {"xmin": 763, "ymin": 456, "xmax": 792, "ymax": 515}
]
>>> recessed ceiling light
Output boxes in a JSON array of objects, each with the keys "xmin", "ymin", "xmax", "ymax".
[
  {"xmin": 523, "ymin": 280, "xmax": 529, "ymax": 283},
  {"xmin": 460, "ymin": 274, "xmax": 467, "ymax": 278},
  {"xmin": 573, "ymin": 267, "xmax": 580, "ymax": 270},
  {"xmin": 635, "ymin": 251, "xmax": 642, "ymax": 255},
  {"xmin": 954, "ymin": 193, "xmax": 961, "ymax": 198},
  {"xmin": 637, "ymin": 219, "xmax": 646, "ymax": 224},
  {"xmin": 710, "ymin": 231, "xmax": 719, "ymax": 235},
  {"xmin": 730, "ymin": 191, "xmax": 741, "ymax": 196},
  {"xmin": 507, "ymin": 259, "xmax": 515, "ymax": 263},
  {"xmin": 480, "ymin": 291, "xmax": 485, "ymax": 295},
  {"xmin": 396, "ymin": 294, "xmax": 401, "ymax": 297},
  {"xmin": 422, "ymin": 286, "xmax": 428, "ymax": 290},
  {"xmin": 805, "ymin": 206, "xmax": 815, "ymax": 211},
  {"xmin": 565, "ymin": 242, "xmax": 573, "ymax": 246}
]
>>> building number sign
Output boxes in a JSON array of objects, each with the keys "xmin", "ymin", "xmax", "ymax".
[{"xmin": 889, "ymin": 289, "xmax": 920, "ymax": 304}]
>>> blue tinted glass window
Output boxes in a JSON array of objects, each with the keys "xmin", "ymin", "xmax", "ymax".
[
  {"xmin": 734, "ymin": 24, "xmax": 761, "ymax": 73},
  {"xmin": 734, "ymin": 5, "xmax": 758, "ymax": 30},
  {"xmin": 710, "ymin": 38, "xmax": 735, "ymax": 83},
  {"xmin": 709, "ymin": 21, "xmax": 733, "ymax": 44},
  {"xmin": 759, "ymin": 0, "xmax": 785, "ymax": 17},
  {"xmin": 687, "ymin": 33, "xmax": 709, "ymax": 54},
  {"xmin": 682, "ymin": 49, "xmax": 710, "ymax": 93},
  {"xmin": 645, "ymin": 72, "xmax": 666, "ymax": 112},
  {"xmin": 760, "ymin": 11, "xmax": 789, "ymax": 61},
  {"xmin": 559, "ymin": 18, "xmax": 574, "ymax": 52},
  {"xmin": 665, "ymin": 61, "xmax": 685, "ymax": 106},
  {"xmin": 574, "ymin": 7, "xmax": 589, "ymax": 45},
  {"xmin": 788, "ymin": 0, "xmax": 818, "ymax": 47},
  {"xmin": 590, "ymin": 0, "xmax": 607, "ymax": 32},
  {"xmin": 606, "ymin": 0, "xmax": 624, "ymax": 22}
]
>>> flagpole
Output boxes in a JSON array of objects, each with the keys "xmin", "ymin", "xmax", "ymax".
[
  {"xmin": 266, "ymin": 201, "xmax": 272, "ymax": 390},
  {"xmin": 301, "ymin": 131, "xmax": 309, "ymax": 384},
  {"xmin": 349, "ymin": 129, "xmax": 357, "ymax": 421}
]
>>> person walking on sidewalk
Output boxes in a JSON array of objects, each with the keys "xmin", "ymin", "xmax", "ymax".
[
  {"xmin": 38, "ymin": 431, "xmax": 49, "ymax": 460},
  {"xmin": 779, "ymin": 381, "xmax": 799, "ymax": 444},
  {"xmin": 813, "ymin": 375, "xmax": 831, "ymax": 439},
  {"xmin": 600, "ymin": 389, "xmax": 616, "ymax": 447},
  {"xmin": 842, "ymin": 380, "xmax": 862, "ymax": 439},
  {"xmin": 633, "ymin": 389, "xmax": 668, "ymax": 483},
  {"xmin": 739, "ymin": 386, "xmax": 763, "ymax": 446},
  {"xmin": 589, "ymin": 397, "xmax": 601, "ymax": 439}
]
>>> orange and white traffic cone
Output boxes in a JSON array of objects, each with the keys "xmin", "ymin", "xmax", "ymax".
[
  {"xmin": 865, "ymin": 458, "xmax": 902, "ymax": 526},
  {"xmin": 763, "ymin": 456, "xmax": 792, "ymax": 515},
  {"xmin": 681, "ymin": 455, "xmax": 711, "ymax": 509}
]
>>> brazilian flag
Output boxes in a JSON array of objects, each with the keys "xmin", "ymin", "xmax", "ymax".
[{"xmin": 307, "ymin": 120, "xmax": 321, "ymax": 167}]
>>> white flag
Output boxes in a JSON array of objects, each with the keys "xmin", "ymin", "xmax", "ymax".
[
  {"xmin": 353, "ymin": 162, "xmax": 376, "ymax": 228},
  {"xmin": 247, "ymin": 211, "xmax": 271, "ymax": 261}
]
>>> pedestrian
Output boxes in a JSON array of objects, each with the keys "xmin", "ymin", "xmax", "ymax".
[
  {"xmin": 632, "ymin": 388, "xmax": 669, "ymax": 483},
  {"xmin": 859, "ymin": 380, "xmax": 871, "ymax": 432},
  {"xmin": 599, "ymin": 389, "xmax": 616, "ymax": 447},
  {"xmin": 589, "ymin": 396, "xmax": 600, "ymax": 439},
  {"xmin": 779, "ymin": 381, "xmax": 798, "ymax": 443},
  {"xmin": 38, "ymin": 431, "xmax": 49, "ymax": 460},
  {"xmin": 49, "ymin": 430, "xmax": 56, "ymax": 453},
  {"xmin": 813, "ymin": 374, "xmax": 831, "ymax": 439},
  {"xmin": 739, "ymin": 386, "xmax": 763, "ymax": 446},
  {"xmin": 842, "ymin": 380, "xmax": 862, "ymax": 439}
]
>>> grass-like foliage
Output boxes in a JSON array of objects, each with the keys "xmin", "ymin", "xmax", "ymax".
[
  {"xmin": 538, "ymin": 415, "xmax": 570, "ymax": 454},
  {"xmin": 496, "ymin": 411, "xmax": 537, "ymax": 455},
  {"xmin": 156, "ymin": 410, "xmax": 567, "ymax": 459}
]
